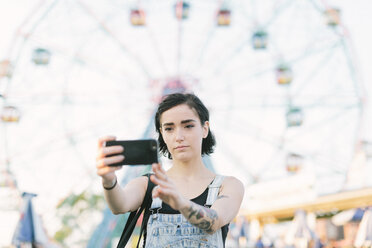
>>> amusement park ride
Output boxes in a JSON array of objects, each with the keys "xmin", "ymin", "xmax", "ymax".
[{"xmin": 0, "ymin": 0, "xmax": 370, "ymax": 246}]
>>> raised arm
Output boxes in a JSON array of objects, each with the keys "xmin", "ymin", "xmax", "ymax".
[
  {"xmin": 96, "ymin": 136, "xmax": 147, "ymax": 214},
  {"xmin": 179, "ymin": 176, "xmax": 244, "ymax": 233},
  {"xmin": 150, "ymin": 163, "xmax": 244, "ymax": 234}
]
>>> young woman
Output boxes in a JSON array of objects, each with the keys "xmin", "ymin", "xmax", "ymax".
[{"xmin": 96, "ymin": 93, "xmax": 244, "ymax": 247}]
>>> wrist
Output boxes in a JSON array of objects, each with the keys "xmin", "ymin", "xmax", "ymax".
[
  {"xmin": 102, "ymin": 177, "xmax": 117, "ymax": 190},
  {"xmin": 177, "ymin": 197, "xmax": 191, "ymax": 212}
]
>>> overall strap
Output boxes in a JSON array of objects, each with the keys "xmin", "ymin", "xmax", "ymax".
[
  {"xmin": 150, "ymin": 196, "xmax": 162, "ymax": 209},
  {"xmin": 150, "ymin": 175, "xmax": 225, "ymax": 211},
  {"xmin": 149, "ymin": 194, "xmax": 162, "ymax": 219},
  {"xmin": 205, "ymin": 175, "xmax": 225, "ymax": 207}
]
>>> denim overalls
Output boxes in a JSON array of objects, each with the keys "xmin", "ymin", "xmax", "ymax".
[{"xmin": 144, "ymin": 175, "xmax": 225, "ymax": 248}]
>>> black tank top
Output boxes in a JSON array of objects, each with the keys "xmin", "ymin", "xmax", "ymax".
[{"xmin": 158, "ymin": 182, "xmax": 229, "ymax": 246}]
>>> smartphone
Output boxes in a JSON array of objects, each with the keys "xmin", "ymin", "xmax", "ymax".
[{"xmin": 105, "ymin": 139, "xmax": 158, "ymax": 166}]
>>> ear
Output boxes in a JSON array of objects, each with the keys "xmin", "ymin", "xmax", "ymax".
[{"xmin": 202, "ymin": 121, "xmax": 209, "ymax": 138}]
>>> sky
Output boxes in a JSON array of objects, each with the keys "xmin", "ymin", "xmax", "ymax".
[{"xmin": 0, "ymin": 0, "xmax": 372, "ymax": 246}]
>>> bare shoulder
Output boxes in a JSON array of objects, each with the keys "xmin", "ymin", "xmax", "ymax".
[
  {"xmin": 124, "ymin": 174, "xmax": 149, "ymax": 192},
  {"xmin": 117, "ymin": 175, "xmax": 151, "ymax": 213},
  {"xmin": 212, "ymin": 176, "xmax": 245, "ymax": 218},
  {"xmin": 136, "ymin": 174, "xmax": 149, "ymax": 186},
  {"xmin": 221, "ymin": 176, "xmax": 244, "ymax": 194}
]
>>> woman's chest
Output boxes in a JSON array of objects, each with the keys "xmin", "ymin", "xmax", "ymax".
[{"xmin": 174, "ymin": 179, "xmax": 212, "ymax": 200}]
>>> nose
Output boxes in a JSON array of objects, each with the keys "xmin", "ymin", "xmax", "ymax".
[{"xmin": 175, "ymin": 127, "xmax": 184, "ymax": 142}]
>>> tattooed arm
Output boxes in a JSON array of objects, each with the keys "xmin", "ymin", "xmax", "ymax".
[
  {"xmin": 180, "ymin": 182, "xmax": 243, "ymax": 234},
  {"xmin": 179, "ymin": 201, "xmax": 219, "ymax": 234},
  {"xmin": 150, "ymin": 164, "xmax": 245, "ymax": 234}
]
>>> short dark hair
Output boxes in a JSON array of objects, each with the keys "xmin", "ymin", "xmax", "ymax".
[{"xmin": 155, "ymin": 93, "xmax": 216, "ymax": 159}]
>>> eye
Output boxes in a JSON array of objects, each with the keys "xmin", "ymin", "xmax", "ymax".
[
  {"xmin": 164, "ymin": 127, "xmax": 173, "ymax": 131},
  {"xmin": 185, "ymin": 124, "xmax": 194, "ymax": 128}
]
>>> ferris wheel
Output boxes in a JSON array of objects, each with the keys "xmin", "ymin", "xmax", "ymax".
[{"xmin": 0, "ymin": 0, "xmax": 369, "ymax": 246}]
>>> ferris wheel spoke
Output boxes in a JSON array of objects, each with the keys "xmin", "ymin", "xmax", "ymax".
[
  {"xmin": 262, "ymin": 0, "xmax": 296, "ymax": 29},
  {"xmin": 145, "ymin": 27, "xmax": 170, "ymax": 76},
  {"xmin": 1, "ymin": 0, "xmax": 60, "ymax": 97},
  {"xmin": 216, "ymin": 140, "xmax": 256, "ymax": 183},
  {"xmin": 184, "ymin": 1, "xmax": 231, "ymax": 75},
  {"xmin": 340, "ymin": 39, "xmax": 367, "ymax": 100},
  {"xmin": 284, "ymin": 104, "xmax": 359, "ymax": 143},
  {"xmin": 291, "ymin": 46, "xmax": 339, "ymax": 97},
  {"xmin": 213, "ymin": 112, "xmax": 285, "ymax": 149},
  {"xmin": 203, "ymin": 38, "xmax": 342, "ymax": 89},
  {"xmin": 76, "ymin": 0, "xmax": 153, "ymax": 80},
  {"xmin": 5, "ymin": 0, "xmax": 55, "ymax": 59},
  {"xmin": 211, "ymin": 35, "xmax": 254, "ymax": 75}
]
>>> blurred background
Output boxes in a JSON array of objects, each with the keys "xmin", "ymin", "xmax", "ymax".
[{"xmin": 0, "ymin": 0, "xmax": 371, "ymax": 247}]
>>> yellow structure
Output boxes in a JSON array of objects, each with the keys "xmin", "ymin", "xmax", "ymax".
[{"xmin": 242, "ymin": 187, "xmax": 372, "ymax": 224}]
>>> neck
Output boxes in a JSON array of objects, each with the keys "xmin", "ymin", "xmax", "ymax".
[{"xmin": 168, "ymin": 156, "xmax": 212, "ymax": 179}]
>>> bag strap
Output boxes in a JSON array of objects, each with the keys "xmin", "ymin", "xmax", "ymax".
[
  {"xmin": 116, "ymin": 174, "xmax": 155, "ymax": 248},
  {"xmin": 137, "ymin": 176, "xmax": 155, "ymax": 248},
  {"xmin": 137, "ymin": 201, "xmax": 152, "ymax": 248}
]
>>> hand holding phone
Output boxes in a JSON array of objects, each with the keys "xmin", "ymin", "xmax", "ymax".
[{"xmin": 105, "ymin": 139, "xmax": 158, "ymax": 166}]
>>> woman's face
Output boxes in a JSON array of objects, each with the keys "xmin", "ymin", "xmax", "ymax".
[{"xmin": 160, "ymin": 104, "xmax": 209, "ymax": 162}]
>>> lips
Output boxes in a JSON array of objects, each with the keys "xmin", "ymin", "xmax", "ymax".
[{"xmin": 175, "ymin": 145, "xmax": 188, "ymax": 150}]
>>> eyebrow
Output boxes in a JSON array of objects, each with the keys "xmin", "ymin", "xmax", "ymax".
[{"xmin": 162, "ymin": 119, "xmax": 196, "ymax": 127}]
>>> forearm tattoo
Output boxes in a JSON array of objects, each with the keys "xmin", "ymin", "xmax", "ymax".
[
  {"xmin": 217, "ymin": 195, "xmax": 229, "ymax": 200},
  {"xmin": 180, "ymin": 202, "xmax": 219, "ymax": 234}
]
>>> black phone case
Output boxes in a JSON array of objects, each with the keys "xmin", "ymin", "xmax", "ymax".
[{"xmin": 105, "ymin": 139, "xmax": 158, "ymax": 166}]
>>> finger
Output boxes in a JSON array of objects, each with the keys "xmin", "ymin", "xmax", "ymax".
[
  {"xmin": 99, "ymin": 145, "xmax": 124, "ymax": 158},
  {"xmin": 98, "ymin": 135, "xmax": 116, "ymax": 149},
  {"xmin": 96, "ymin": 155, "xmax": 124, "ymax": 168},
  {"xmin": 152, "ymin": 185, "xmax": 160, "ymax": 198},
  {"xmin": 150, "ymin": 174, "xmax": 170, "ymax": 188},
  {"xmin": 154, "ymin": 169, "xmax": 168, "ymax": 182},
  {"xmin": 156, "ymin": 187, "xmax": 174, "ymax": 199},
  {"xmin": 152, "ymin": 163, "xmax": 165, "ymax": 174},
  {"xmin": 152, "ymin": 185, "xmax": 172, "ymax": 199},
  {"xmin": 96, "ymin": 146, "xmax": 123, "ymax": 160},
  {"xmin": 156, "ymin": 163, "xmax": 167, "ymax": 174},
  {"xmin": 97, "ymin": 165, "xmax": 121, "ymax": 176},
  {"xmin": 152, "ymin": 163, "xmax": 168, "ymax": 181}
]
